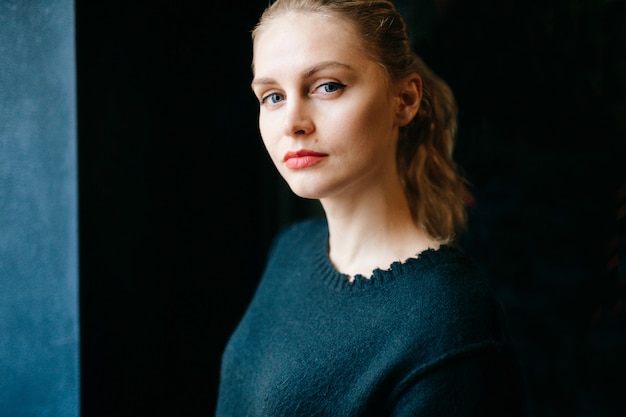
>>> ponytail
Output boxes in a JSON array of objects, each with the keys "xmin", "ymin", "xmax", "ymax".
[{"xmin": 397, "ymin": 56, "xmax": 469, "ymax": 243}]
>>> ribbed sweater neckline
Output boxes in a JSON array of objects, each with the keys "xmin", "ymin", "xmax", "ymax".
[{"xmin": 311, "ymin": 234, "xmax": 457, "ymax": 292}]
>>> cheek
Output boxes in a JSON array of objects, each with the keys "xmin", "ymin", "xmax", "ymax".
[
  {"xmin": 342, "ymin": 99, "xmax": 393, "ymax": 144},
  {"xmin": 258, "ymin": 115, "xmax": 283, "ymax": 160},
  {"xmin": 258, "ymin": 114, "xmax": 274, "ymax": 146}
]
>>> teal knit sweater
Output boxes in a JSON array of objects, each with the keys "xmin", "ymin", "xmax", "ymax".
[{"xmin": 216, "ymin": 218, "xmax": 516, "ymax": 416}]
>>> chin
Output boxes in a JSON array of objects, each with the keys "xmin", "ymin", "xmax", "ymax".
[
  {"xmin": 287, "ymin": 183, "xmax": 323, "ymax": 200},
  {"xmin": 283, "ymin": 175, "xmax": 335, "ymax": 200},
  {"xmin": 290, "ymin": 189, "xmax": 320, "ymax": 200}
]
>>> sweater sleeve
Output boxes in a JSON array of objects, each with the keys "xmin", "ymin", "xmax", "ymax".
[{"xmin": 390, "ymin": 346, "xmax": 528, "ymax": 417}]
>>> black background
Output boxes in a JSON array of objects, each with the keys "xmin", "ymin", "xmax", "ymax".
[{"xmin": 76, "ymin": 1, "xmax": 626, "ymax": 416}]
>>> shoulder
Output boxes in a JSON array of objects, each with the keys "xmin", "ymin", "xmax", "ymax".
[
  {"xmin": 261, "ymin": 217, "xmax": 327, "ymax": 267},
  {"xmin": 390, "ymin": 246, "xmax": 503, "ymax": 343},
  {"xmin": 387, "ymin": 245, "xmax": 488, "ymax": 295},
  {"xmin": 412, "ymin": 245, "xmax": 491, "ymax": 299},
  {"xmin": 424, "ymin": 246, "xmax": 498, "ymax": 316}
]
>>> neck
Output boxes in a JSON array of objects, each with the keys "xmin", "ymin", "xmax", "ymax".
[{"xmin": 321, "ymin": 191, "xmax": 439, "ymax": 280}]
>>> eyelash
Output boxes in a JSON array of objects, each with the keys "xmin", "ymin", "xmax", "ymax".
[
  {"xmin": 318, "ymin": 81, "xmax": 347, "ymax": 94},
  {"xmin": 259, "ymin": 81, "xmax": 347, "ymax": 105},
  {"xmin": 260, "ymin": 92, "xmax": 284, "ymax": 105}
]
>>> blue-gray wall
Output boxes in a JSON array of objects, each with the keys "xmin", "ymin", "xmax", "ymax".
[{"xmin": 0, "ymin": 1, "xmax": 79, "ymax": 416}]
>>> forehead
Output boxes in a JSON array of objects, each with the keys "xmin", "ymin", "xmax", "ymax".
[{"xmin": 252, "ymin": 11, "xmax": 368, "ymax": 76}]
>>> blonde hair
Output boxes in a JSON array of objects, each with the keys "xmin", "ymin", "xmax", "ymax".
[{"xmin": 253, "ymin": 0, "xmax": 469, "ymax": 243}]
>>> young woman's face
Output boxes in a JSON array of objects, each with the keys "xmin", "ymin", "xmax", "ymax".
[{"xmin": 251, "ymin": 12, "xmax": 402, "ymax": 201}]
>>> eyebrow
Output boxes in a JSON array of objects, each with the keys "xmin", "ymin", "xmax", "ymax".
[{"xmin": 251, "ymin": 60, "xmax": 353, "ymax": 88}]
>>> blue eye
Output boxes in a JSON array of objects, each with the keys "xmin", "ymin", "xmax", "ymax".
[
  {"xmin": 319, "ymin": 82, "xmax": 346, "ymax": 93},
  {"xmin": 261, "ymin": 92, "xmax": 284, "ymax": 105}
]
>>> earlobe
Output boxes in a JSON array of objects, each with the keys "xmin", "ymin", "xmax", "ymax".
[{"xmin": 396, "ymin": 74, "xmax": 422, "ymax": 127}]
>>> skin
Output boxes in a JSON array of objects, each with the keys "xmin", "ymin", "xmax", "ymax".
[{"xmin": 252, "ymin": 11, "xmax": 439, "ymax": 280}]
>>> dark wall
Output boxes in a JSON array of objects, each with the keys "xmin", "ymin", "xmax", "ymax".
[
  {"xmin": 76, "ymin": 2, "xmax": 300, "ymax": 416},
  {"xmin": 76, "ymin": 1, "xmax": 625, "ymax": 416},
  {"xmin": 416, "ymin": 2, "xmax": 626, "ymax": 416},
  {"xmin": 0, "ymin": 1, "xmax": 80, "ymax": 416}
]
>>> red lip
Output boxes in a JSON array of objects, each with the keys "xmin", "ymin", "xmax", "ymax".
[{"xmin": 283, "ymin": 149, "xmax": 328, "ymax": 169}]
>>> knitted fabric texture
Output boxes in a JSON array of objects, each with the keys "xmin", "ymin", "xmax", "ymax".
[{"xmin": 216, "ymin": 218, "xmax": 508, "ymax": 416}]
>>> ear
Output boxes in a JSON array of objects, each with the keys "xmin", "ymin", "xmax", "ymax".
[{"xmin": 395, "ymin": 74, "xmax": 422, "ymax": 127}]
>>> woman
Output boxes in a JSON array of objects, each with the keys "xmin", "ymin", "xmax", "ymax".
[{"xmin": 216, "ymin": 0, "xmax": 526, "ymax": 415}]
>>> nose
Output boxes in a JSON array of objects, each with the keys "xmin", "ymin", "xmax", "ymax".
[{"xmin": 282, "ymin": 96, "xmax": 314, "ymax": 137}]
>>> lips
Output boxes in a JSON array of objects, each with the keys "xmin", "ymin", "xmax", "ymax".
[{"xmin": 283, "ymin": 150, "xmax": 328, "ymax": 169}]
